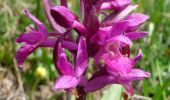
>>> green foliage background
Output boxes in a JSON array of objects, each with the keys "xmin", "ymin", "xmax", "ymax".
[{"xmin": 0, "ymin": 0, "xmax": 170, "ymax": 100}]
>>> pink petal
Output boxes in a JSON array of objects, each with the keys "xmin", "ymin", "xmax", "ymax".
[
  {"xmin": 126, "ymin": 68, "xmax": 150, "ymax": 81},
  {"xmin": 101, "ymin": 0, "xmax": 131, "ymax": 10},
  {"xmin": 40, "ymin": 38, "xmax": 56, "ymax": 47},
  {"xmin": 42, "ymin": 0, "xmax": 66, "ymax": 33},
  {"xmin": 50, "ymin": 6, "xmax": 76, "ymax": 28},
  {"xmin": 102, "ymin": 5, "xmax": 138, "ymax": 27},
  {"xmin": 112, "ymin": 5, "xmax": 138, "ymax": 21},
  {"xmin": 16, "ymin": 44, "xmax": 37, "ymax": 67},
  {"xmin": 132, "ymin": 49, "xmax": 143, "ymax": 63},
  {"xmin": 16, "ymin": 31, "xmax": 46, "ymax": 45},
  {"xmin": 72, "ymin": 21, "xmax": 87, "ymax": 35},
  {"xmin": 40, "ymin": 39, "xmax": 78, "ymax": 50},
  {"xmin": 125, "ymin": 13, "xmax": 149, "ymax": 31},
  {"xmin": 24, "ymin": 9, "xmax": 47, "ymax": 34},
  {"xmin": 54, "ymin": 75, "xmax": 78, "ymax": 90},
  {"xmin": 75, "ymin": 37, "xmax": 88, "ymax": 77},
  {"xmin": 78, "ymin": 76, "xmax": 88, "ymax": 86},
  {"xmin": 125, "ymin": 31, "xmax": 148, "ymax": 40},
  {"xmin": 89, "ymin": 67, "xmax": 109, "ymax": 80},
  {"xmin": 57, "ymin": 43, "xmax": 75, "ymax": 75},
  {"xmin": 106, "ymin": 35, "xmax": 132, "ymax": 46},
  {"xmin": 61, "ymin": 40, "xmax": 78, "ymax": 50},
  {"xmin": 90, "ymin": 28, "xmax": 109, "ymax": 45},
  {"xmin": 110, "ymin": 0, "xmax": 131, "ymax": 10},
  {"xmin": 84, "ymin": 75, "xmax": 115, "ymax": 92},
  {"xmin": 107, "ymin": 20, "xmax": 129, "ymax": 38},
  {"xmin": 102, "ymin": 54, "xmax": 133, "ymax": 75}
]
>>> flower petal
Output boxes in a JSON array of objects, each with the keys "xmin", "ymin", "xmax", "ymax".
[
  {"xmin": 72, "ymin": 21, "xmax": 87, "ymax": 35},
  {"xmin": 16, "ymin": 31, "xmax": 46, "ymax": 45},
  {"xmin": 126, "ymin": 68, "xmax": 150, "ymax": 81},
  {"xmin": 90, "ymin": 27, "xmax": 109, "ymax": 45},
  {"xmin": 125, "ymin": 31, "xmax": 148, "ymax": 40},
  {"xmin": 89, "ymin": 67, "xmax": 109, "ymax": 80},
  {"xmin": 102, "ymin": 53, "xmax": 133, "ymax": 75},
  {"xmin": 39, "ymin": 38, "xmax": 56, "ymax": 47},
  {"xmin": 50, "ymin": 6, "xmax": 76, "ymax": 28},
  {"xmin": 24, "ymin": 9, "xmax": 47, "ymax": 34},
  {"xmin": 75, "ymin": 37, "xmax": 88, "ymax": 77},
  {"xmin": 61, "ymin": 40, "xmax": 78, "ymax": 50},
  {"xmin": 78, "ymin": 76, "xmax": 88, "ymax": 86},
  {"xmin": 132, "ymin": 49, "xmax": 143, "ymax": 63},
  {"xmin": 40, "ymin": 38, "xmax": 78, "ymax": 50},
  {"xmin": 57, "ymin": 43, "xmax": 75, "ymax": 75},
  {"xmin": 16, "ymin": 44, "xmax": 37, "ymax": 67},
  {"xmin": 102, "ymin": 5, "xmax": 138, "ymax": 27},
  {"xmin": 84, "ymin": 75, "xmax": 115, "ymax": 92},
  {"xmin": 54, "ymin": 75, "xmax": 78, "ymax": 90},
  {"xmin": 106, "ymin": 35, "xmax": 132, "ymax": 46},
  {"xmin": 42, "ymin": 0, "xmax": 66, "ymax": 33},
  {"xmin": 101, "ymin": 0, "xmax": 131, "ymax": 10},
  {"xmin": 107, "ymin": 20, "xmax": 129, "ymax": 38},
  {"xmin": 125, "ymin": 13, "xmax": 149, "ymax": 31}
]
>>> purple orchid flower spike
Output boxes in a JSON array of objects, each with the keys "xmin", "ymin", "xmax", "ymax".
[
  {"xmin": 84, "ymin": 50, "xmax": 150, "ymax": 95},
  {"xmin": 16, "ymin": 9, "xmax": 77, "ymax": 67},
  {"xmin": 16, "ymin": 0, "xmax": 151, "ymax": 98},
  {"xmin": 54, "ymin": 37, "xmax": 88, "ymax": 90}
]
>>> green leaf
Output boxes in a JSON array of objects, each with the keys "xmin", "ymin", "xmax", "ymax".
[
  {"xmin": 101, "ymin": 84, "xmax": 123, "ymax": 100},
  {"xmin": 153, "ymin": 76, "xmax": 170, "ymax": 100}
]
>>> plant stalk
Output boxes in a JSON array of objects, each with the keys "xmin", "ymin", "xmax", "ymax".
[{"xmin": 76, "ymin": 86, "xmax": 87, "ymax": 100}]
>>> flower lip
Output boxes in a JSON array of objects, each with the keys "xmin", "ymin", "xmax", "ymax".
[{"xmin": 50, "ymin": 6, "xmax": 76, "ymax": 28}]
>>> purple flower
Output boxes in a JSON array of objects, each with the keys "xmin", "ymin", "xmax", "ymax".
[
  {"xmin": 84, "ymin": 50, "xmax": 150, "ymax": 95},
  {"xmin": 16, "ymin": 0, "xmax": 151, "ymax": 96},
  {"xmin": 54, "ymin": 37, "xmax": 88, "ymax": 90},
  {"xmin": 90, "ymin": 19, "xmax": 148, "ymax": 63},
  {"xmin": 16, "ymin": 9, "xmax": 77, "ymax": 67}
]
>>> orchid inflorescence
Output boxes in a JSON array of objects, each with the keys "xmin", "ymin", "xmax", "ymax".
[{"xmin": 16, "ymin": 0, "xmax": 150, "ymax": 97}]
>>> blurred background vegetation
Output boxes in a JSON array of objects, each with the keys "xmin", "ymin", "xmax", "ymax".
[{"xmin": 0, "ymin": 0, "xmax": 170, "ymax": 100}]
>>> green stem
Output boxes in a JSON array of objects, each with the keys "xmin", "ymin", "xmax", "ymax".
[
  {"xmin": 66, "ymin": 91, "xmax": 71, "ymax": 100},
  {"xmin": 36, "ymin": 0, "xmax": 41, "ymax": 18}
]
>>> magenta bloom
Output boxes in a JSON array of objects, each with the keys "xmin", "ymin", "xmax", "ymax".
[
  {"xmin": 16, "ymin": 9, "xmax": 49, "ymax": 66},
  {"xmin": 16, "ymin": 0, "xmax": 151, "ymax": 97},
  {"xmin": 84, "ymin": 50, "xmax": 150, "ymax": 95},
  {"xmin": 16, "ymin": 9, "xmax": 77, "ymax": 67},
  {"xmin": 54, "ymin": 37, "xmax": 88, "ymax": 90}
]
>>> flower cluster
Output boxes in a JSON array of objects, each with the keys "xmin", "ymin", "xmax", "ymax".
[{"xmin": 16, "ymin": 0, "xmax": 150, "ymax": 96}]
